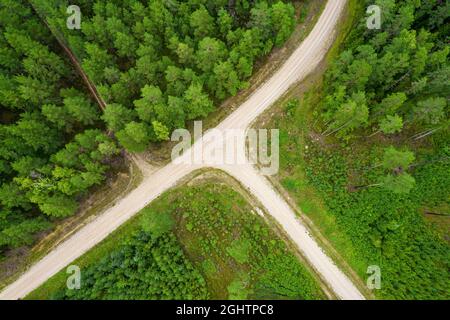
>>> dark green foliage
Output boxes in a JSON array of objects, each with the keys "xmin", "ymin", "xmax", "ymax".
[
  {"xmin": 0, "ymin": 0, "xmax": 297, "ymax": 260},
  {"xmin": 33, "ymin": 0, "xmax": 297, "ymax": 148},
  {"xmin": 0, "ymin": 217, "xmax": 51, "ymax": 248},
  {"xmin": 0, "ymin": 1, "xmax": 119, "ymax": 256},
  {"xmin": 56, "ymin": 231, "xmax": 208, "ymax": 300}
]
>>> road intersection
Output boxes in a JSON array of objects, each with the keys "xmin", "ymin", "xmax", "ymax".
[{"xmin": 0, "ymin": 0, "xmax": 365, "ymax": 300}]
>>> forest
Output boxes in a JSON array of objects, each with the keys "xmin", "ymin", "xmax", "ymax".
[
  {"xmin": 0, "ymin": 0, "xmax": 121, "ymax": 253},
  {"xmin": 53, "ymin": 231, "xmax": 210, "ymax": 300},
  {"xmin": 2, "ymin": 0, "xmax": 448, "ymax": 300},
  {"xmin": 269, "ymin": 0, "xmax": 449, "ymax": 299},
  {"xmin": 0, "ymin": 0, "xmax": 297, "ymax": 258},
  {"xmin": 29, "ymin": 182, "xmax": 324, "ymax": 300},
  {"xmin": 32, "ymin": 0, "xmax": 296, "ymax": 149}
]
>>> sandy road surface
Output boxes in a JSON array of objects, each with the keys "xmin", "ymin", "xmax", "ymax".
[{"xmin": 0, "ymin": 0, "xmax": 365, "ymax": 300}]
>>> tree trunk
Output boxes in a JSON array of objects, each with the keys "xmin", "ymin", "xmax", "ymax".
[
  {"xmin": 424, "ymin": 211, "xmax": 450, "ymax": 217},
  {"xmin": 324, "ymin": 119, "xmax": 353, "ymax": 136},
  {"xmin": 413, "ymin": 127, "xmax": 440, "ymax": 140},
  {"xmin": 367, "ymin": 130, "xmax": 381, "ymax": 138}
]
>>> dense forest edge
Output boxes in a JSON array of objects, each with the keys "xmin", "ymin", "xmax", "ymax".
[{"xmin": 263, "ymin": 0, "xmax": 449, "ymax": 299}]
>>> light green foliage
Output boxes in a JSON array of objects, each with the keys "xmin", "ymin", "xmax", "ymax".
[
  {"xmin": 116, "ymin": 121, "xmax": 150, "ymax": 152},
  {"xmin": 62, "ymin": 90, "xmax": 99, "ymax": 126},
  {"xmin": 0, "ymin": 218, "xmax": 51, "ymax": 248},
  {"xmin": 217, "ymin": 8, "xmax": 233, "ymax": 35},
  {"xmin": 96, "ymin": 138, "xmax": 120, "ymax": 157},
  {"xmin": 36, "ymin": 193, "xmax": 79, "ymax": 217},
  {"xmin": 382, "ymin": 146, "xmax": 415, "ymax": 171},
  {"xmin": 379, "ymin": 115, "xmax": 403, "ymax": 134},
  {"xmin": 227, "ymin": 275, "xmax": 252, "ymax": 299},
  {"xmin": 42, "ymin": 103, "xmax": 73, "ymax": 130},
  {"xmin": 183, "ymin": 83, "xmax": 214, "ymax": 120},
  {"xmin": 201, "ymin": 259, "xmax": 217, "ymax": 276},
  {"xmin": 326, "ymin": 92, "xmax": 369, "ymax": 136},
  {"xmin": 196, "ymin": 37, "xmax": 227, "ymax": 73},
  {"xmin": 170, "ymin": 184, "xmax": 324, "ymax": 300},
  {"xmin": 175, "ymin": 42, "xmax": 194, "ymax": 65},
  {"xmin": 382, "ymin": 173, "xmax": 416, "ymax": 194},
  {"xmin": 376, "ymin": 92, "xmax": 407, "ymax": 116},
  {"xmin": 82, "ymin": 43, "xmax": 114, "ymax": 84},
  {"xmin": 140, "ymin": 209, "xmax": 174, "ymax": 238},
  {"xmin": 151, "ymin": 120, "xmax": 170, "ymax": 141},
  {"xmin": 413, "ymin": 97, "xmax": 447, "ymax": 125},
  {"xmin": 226, "ymin": 239, "xmax": 251, "ymax": 264},
  {"xmin": 271, "ymin": 1, "xmax": 296, "ymax": 47},
  {"xmin": 102, "ymin": 103, "xmax": 135, "ymax": 132},
  {"xmin": 190, "ymin": 5, "xmax": 216, "ymax": 40},
  {"xmin": 323, "ymin": 0, "xmax": 448, "ymax": 139},
  {"xmin": 211, "ymin": 61, "xmax": 242, "ymax": 99}
]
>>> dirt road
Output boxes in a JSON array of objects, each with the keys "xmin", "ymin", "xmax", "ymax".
[{"xmin": 0, "ymin": 0, "xmax": 365, "ymax": 300}]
